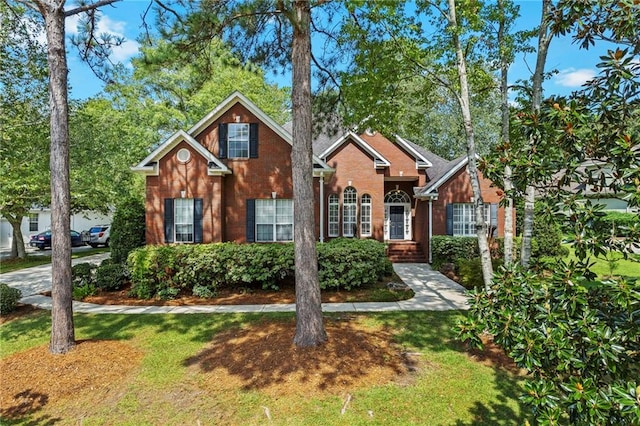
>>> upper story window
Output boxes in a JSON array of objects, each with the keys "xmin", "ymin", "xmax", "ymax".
[
  {"xmin": 228, "ymin": 123, "xmax": 250, "ymax": 158},
  {"xmin": 218, "ymin": 123, "xmax": 259, "ymax": 159}
]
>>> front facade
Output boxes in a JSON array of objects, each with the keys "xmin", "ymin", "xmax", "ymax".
[{"xmin": 133, "ymin": 92, "xmax": 509, "ymax": 262}]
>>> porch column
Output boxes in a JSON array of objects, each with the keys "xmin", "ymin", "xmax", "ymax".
[
  {"xmin": 428, "ymin": 198, "xmax": 433, "ymax": 264},
  {"xmin": 319, "ymin": 173, "xmax": 324, "ymax": 243}
]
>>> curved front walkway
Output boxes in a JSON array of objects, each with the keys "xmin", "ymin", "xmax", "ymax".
[{"xmin": 1, "ymin": 254, "xmax": 468, "ymax": 314}]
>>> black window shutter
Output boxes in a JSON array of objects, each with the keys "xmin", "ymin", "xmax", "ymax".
[
  {"xmin": 446, "ymin": 203, "xmax": 453, "ymax": 236},
  {"xmin": 246, "ymin": 199, "xmax": 255, "ymax": 242},
  {"xmin": 490, "ymin": 203, "xmax": 498, "ymax": 237},
  {"xmin": 218, "ymin": 123, "xmax": 228, "ymax": 159},
  {"xmin": 164, "ymin": 198, "xmax": 174, "ymax": 243},
  {"xmin": 249, "ymin": 123, "xmax": 259, "ymax": 158},
  {"xmin": 194, "ymin": 198, "xmax": 203, "ymax": 243}
]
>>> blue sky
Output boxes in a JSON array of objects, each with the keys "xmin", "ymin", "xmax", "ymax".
[{"xmin": 64, "ymin": 0, "xmax": 616, "ymax": 100}]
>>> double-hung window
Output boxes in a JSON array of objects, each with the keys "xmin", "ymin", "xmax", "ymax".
[
  {"xmin": 452, "ymin": 203, "xmax": 490, "ymax": 236},
  {"xmin": 228, "ymin": 123, "xmax": 250, "ymax": 158},
  {"xmin": 28, "ymin": 213, "xmax": 39, "ymax": 232},
  {"xmin": 255, "ymin": 199, "xmax": 293, "ymax": 242},
  {"xmin": 174, "ymin": 198, "xmax": 195, "ymax": 242}
]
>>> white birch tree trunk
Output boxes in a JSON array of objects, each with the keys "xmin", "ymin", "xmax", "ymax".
[{"xmin": 447, "ymin": 0, "xmax": 493, "ymax": 289}]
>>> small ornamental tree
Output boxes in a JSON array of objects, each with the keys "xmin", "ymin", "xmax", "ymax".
[{"xmin": 458, "ymin": 45, "xmax": 640, "ymax": 424}]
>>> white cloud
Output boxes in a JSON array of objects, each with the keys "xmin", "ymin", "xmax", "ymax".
[
  {"xmin": 555, "ymin": 68, "xmax": 596, "ymax": 87},
  {"xmin": 65, "ymin": 12, "xmax": 139, "ymax": 64}
]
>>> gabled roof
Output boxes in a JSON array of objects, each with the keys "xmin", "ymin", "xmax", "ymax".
[
  {"xmin": 319, "ymin": 131, "xmax": 391, "ymax": 169},
  {"xmin": 131, "ymin": 130, "xmax": 231, "ymax": 176},
  {"xmin": 415, "ymin": 155, "xmax": 469, "ymax": 199},
  {"xmin": 189, "ymin": 91, "xmax": 333, "ymax": 173},
  {"xmin": 394, "ymin": 135, "xmax": 433, "ymax": 170}
]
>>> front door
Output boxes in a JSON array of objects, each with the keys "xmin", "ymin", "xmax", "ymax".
[{"xmin": 389, "ymin": 205, "xmax": 404, "ymax": 240}]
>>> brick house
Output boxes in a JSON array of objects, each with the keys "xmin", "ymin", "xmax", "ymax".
[{"xmin": 133, "ymin": 91, "xmax": 508, "ymax": 262}]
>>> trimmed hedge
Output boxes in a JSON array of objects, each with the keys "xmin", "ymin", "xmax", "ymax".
[
  {"xmin": 431, "ymin": 236, "xmax": 479, "ymax": 270},
  {"xmin": 127, "ymin": 239, "xmax": 392, "ymax": 299},
  {"xmin": 0, "ymin": 283, "xmax": 22, "ymax": 315}
]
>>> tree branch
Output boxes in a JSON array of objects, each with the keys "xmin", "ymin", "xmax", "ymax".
[{"xmin": 64, "ymin": 0, "xmax": 121, "ymax": 17}]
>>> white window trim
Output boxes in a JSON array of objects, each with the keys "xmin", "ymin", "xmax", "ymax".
[
  {"xmin": 228, "ymin": 123, "xmax": 250, "ymax": 159},
  {"xmin": 360, "ymin": 194, "xmax": 372, "ymax": 237},
  {"xmin": 174, "ymin": 198, "xmax": 194, "ymax": 243},
  {"xmin": 328, "ymin": 194, "xmax": 339, "ymax": 237},
  {"xmin": 343, "ymin": 187, "xmax": 357, "ymax": 237},
  {"xmin": 452, "ymin": 203, "xmax": 490, "ymax": 237},
  {"xmin": 256, "ymin": 199, "xmax": 294, "ymax": 242}
]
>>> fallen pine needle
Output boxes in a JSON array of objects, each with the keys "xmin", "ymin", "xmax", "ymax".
[{"xmin": 341, "ymin": 393, "xmax": 352, "ymax": 415}]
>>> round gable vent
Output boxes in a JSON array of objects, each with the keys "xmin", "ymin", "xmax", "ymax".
[{"xmin": 177, "ymin": 148, "xmax": 191, "ymax": 163}]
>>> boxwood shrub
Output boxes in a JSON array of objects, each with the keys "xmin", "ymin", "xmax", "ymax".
[
  {"xmin": 0, "ymin": 283, "xmax": 22, "ymax": 315},
  {"xmin": 126, "ymin": 239, "xmax": 391, "ymax": 299},
  {"xmin": 431, "ymin": 236, "xmax": 479, "ymax": 270}
]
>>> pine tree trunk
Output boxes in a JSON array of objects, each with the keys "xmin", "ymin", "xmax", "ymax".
[
  {"xmin": 447, "ymin": 0, "xmax": 493, "ymax": 289},
  {"xmin": 291, "ymin": 0, "xmax": 327, "ymax": 348},
  {"xmin": 521, "ymin": 0, "xmax": 552, "ymax": 269},
  {"xmin": 43, "ymin": 2, "xmax": 75, "ymax": 354}
]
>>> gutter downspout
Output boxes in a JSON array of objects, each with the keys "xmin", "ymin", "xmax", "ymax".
[{"xmin": 319, "ymin": 172, "xmax": 325, "ymax": 243}]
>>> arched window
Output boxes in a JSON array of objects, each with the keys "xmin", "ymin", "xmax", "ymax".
[
  {"xmin": 343, "ymin": 187, "xmax": 357, "ymax": 237},
  {"xmin": 360, "ymin": 194, "xmax": 372, "ymax": 237},
  {"xmin": 384, "ymin": 190, "xmax": 411, "ymax": 204},
  {"xmin": 328, "ymin": 194, "xmax": 339, "ymax": 237}
]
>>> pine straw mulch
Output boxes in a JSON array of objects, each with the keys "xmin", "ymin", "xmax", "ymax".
[
  {"xmin": 1, "ymin": 339, "xmax": 144, "ymax": 419},
  {"xmin": 79, "ymin": 279, "xmax": 412, "ymax": 306}
]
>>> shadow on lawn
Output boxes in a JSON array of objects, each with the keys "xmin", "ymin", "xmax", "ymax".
[{"xmin": 375, "ymin": 310, "xmax": 530, "ymax": 425}]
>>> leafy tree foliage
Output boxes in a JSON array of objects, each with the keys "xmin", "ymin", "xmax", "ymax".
[
  {"xmin": 460, "ymin": 4, "xmax": 640, "ymax": 422},
  {"xmin": 0, "ymin": 4, "xmax": 50, "ymax": 258}
]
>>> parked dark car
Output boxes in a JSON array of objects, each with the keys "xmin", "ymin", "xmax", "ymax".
[{"xmin": 29, "ymin": 230, "xmax": 86, "ymax": 250}]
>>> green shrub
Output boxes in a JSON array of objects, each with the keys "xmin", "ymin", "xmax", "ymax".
[
  {"xmin": 454, "ymin": 258, "xmax": 503, "ymax": 290},
  {"xmin": 594, "ymin": 211, "xmax": 639, "ymax": 237},
  {"xmin": 95, "ymin": 263, "xmax": 128, "ymax": 291},
  {"xmin": 126, "ymin": 239, "xmax": 391, "ymax": 299},
  {"xmin": 0, "ymin": 283, "xmax": 22, "ymax": 315},
  {"xmin": 318, "ymin": 238, "xmax": 392, "ymax": 290},
  {"xmin": 72, "ymin": 263, "xmax": 96, "ymax": 287},
  {"xmin": 73, "ymin": 283, "xmax": 96, "ymax": 300},
  {"xmin": 431, "ymin": 236, "xmax": 479, "ymax": 270},
  {"xmin": 458, "ymin": 263, "xmax": 640, "ymax": 424},
  {"xmin": 110, "ymin": 196, "xmax": 146, "ymax": 264}
]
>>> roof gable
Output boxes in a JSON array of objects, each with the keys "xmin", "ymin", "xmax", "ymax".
[
  {"xmin": 189, "ymin": 91, "xmax": 332, "ymax": 173},
  {"xmin": 131, "ymin": 130, "xmax": 230, "ymax": 176},
  {"xmin": 319, "ymin": 131, "xmax": 391, "ymax": 169},
  {"xmin": 393, "ymin": 135, "xmax": 434, "ymax": 170}
]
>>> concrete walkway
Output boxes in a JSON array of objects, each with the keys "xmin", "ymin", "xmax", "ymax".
[{"xmin": 1, "ymin": 254, "xmax": 468, "ymax": 314}]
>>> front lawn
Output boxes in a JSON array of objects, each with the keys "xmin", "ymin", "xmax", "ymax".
[
  {"xmin": 1, "ymin": 310, "xmax": 527, "ymax": 425},
  {"xmin": 563, "ymin": 246, "xmax": 640, "ymax": 279},
  {"xmin": 0, "ymin": 248, "xmax": 110, "ymax": 274}
]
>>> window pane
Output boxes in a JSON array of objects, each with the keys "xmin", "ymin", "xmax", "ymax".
[
  {"xmin": 361, "ymin": 194, "xmax": 371, "ymax": 236},
  {"xmin": 343, "ymin": 187, "xmax": 357, "ymax": 237},
  {"xmin": 175, "ymin": 198, "xmax": 194, "ymax": 242},
  {"xmin": 228, "ymin": 123, "xmax": 249, "ymax": 158},
  {"xmin": 29, "ymin": 213, "xmax": 38, "ymax": 232},
  {"xmin": 255, "ymin": 199, "xmax": 293, "ymax": 242},
  {"xmin": 328, "ymin": 194, "xmax": 339, "ymax": 237}
]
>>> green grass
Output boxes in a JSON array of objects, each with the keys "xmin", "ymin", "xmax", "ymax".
[
  {"xmin": 0, "ymin": 248, "xmax": 109, "ymax": 274},
  {"xmin": 562, "ymin": 246, "xmax": 640, "ymax": 279},
  {"xmin": 1, "ymin": 310, "xmax": 528, "ymax": 425}
]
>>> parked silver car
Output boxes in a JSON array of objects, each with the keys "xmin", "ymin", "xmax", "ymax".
[{"xmin": 88, "ymin": 225, "xmax": 111, "ymax": 248}]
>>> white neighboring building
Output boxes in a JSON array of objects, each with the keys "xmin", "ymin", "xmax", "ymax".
[{"xmin": 0, "ymin": 208, "xmax": 112, "ymax": 249}]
